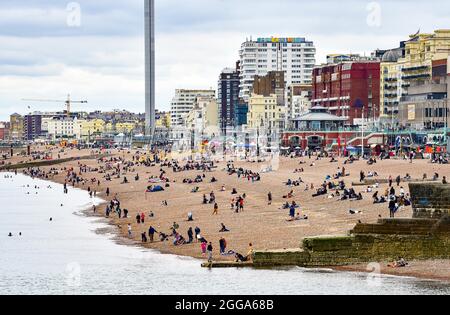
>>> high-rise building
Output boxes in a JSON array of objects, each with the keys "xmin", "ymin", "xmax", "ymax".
[
  {"xmin": 23, "ymin": 113, "xmax": 43, "ymax": 141},
  {"xmin": 312, "ymin": 61, "xmax": 381, "ymax": 124},
  {"xmin": 170, "ymin": 89, "xmax": 216, "ymax": 126},
  {"xmin": 145, "ymin": 0, "xmax": 156, "ymax": 135},
  {"xmin": 239, "ymin": 37, "xmax": 316, "ymax": 101},
  {"xmin": 379, "ymin": 47, "xmax": 405, "ymax": 126},
  {"xmin": 218, "ymin": 68, "xmax": 240, "ymax": 131}
]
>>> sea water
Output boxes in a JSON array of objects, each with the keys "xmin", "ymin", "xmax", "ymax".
[{"xmin": 0, "ymin": 173, "xmax": 449, "ymax": 295}]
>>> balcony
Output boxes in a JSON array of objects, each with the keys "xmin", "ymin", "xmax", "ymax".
[
  {"xmin": 402, "ymin": 65, "xmax": 429, "ymax": 72},
  {"xmin": 384, "ymin": 84, "xmax": 397, "ymax": 91},
  {"xmin": 402, "ymin": 73, "xmax": 431, "ymax": 80}
]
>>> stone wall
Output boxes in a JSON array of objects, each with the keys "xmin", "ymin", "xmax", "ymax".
[{"xmin": 409, "ymin": 183, "xmax": 450, "ymax": 218}]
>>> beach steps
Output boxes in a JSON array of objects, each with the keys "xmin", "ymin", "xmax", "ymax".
[
  {"xmin": 351, "ymin": 218, "xmax": 450, "ymax": 236},
  {"xmin": 201, "ymin": 261, "xmax": 253, "ymax": 268}
]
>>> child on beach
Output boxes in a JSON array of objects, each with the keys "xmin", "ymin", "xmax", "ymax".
[{"xmin": 201, "ymin": 242, "xmax": 207, "ymax": 256}]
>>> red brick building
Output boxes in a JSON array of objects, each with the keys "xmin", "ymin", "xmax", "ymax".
[
  {"xmin": 312, "ymin": 62, "xmax": 381, "ymax": 124},
  {"xmin": 0, "ymin": 122, "xmax": 10, "ymax": 140}
]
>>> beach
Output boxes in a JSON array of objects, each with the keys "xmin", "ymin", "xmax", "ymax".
[{"xmin": 3, "ymin": 145, "xmax": 450, "ymax": 282}]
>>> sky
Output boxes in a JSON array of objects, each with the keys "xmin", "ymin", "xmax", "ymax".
[{"xmin": 0, "ymin": 0, "xmax": 449, "ymax": 120}]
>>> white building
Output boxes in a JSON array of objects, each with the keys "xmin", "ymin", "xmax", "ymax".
[
  {"xmin": 47, "ymin": 117, "xmax": 83, "ymax": 141},
  {"xmin": 170, "ymin": 89, "xmax": 216, "ymax": 127},
  {"xmin": 239, "ymin": 37, "xmax": 316, "ymax": 101}
]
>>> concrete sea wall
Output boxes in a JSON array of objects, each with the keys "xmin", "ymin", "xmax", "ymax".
[
  {"xmin": 410, "ymin": 183, "xmax": 450, "ymax": 218},
  {"xmin": 253, "ymin": 218, "xmax": 450, "ymax": 267}
]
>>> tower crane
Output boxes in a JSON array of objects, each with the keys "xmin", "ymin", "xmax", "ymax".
[{"xmin": 22, "ymin": 94, "xmax": 88, "ymax": 117}]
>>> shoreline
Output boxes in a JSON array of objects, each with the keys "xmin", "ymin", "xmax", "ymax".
[{"xmin": 3, "ymin": 148, "xmax": 450, "ymax": 283}]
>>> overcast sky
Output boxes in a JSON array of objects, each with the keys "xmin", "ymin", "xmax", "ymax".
[{"xmin": 0, "ymin": 0, "xmax": 449, "ymax": 120}]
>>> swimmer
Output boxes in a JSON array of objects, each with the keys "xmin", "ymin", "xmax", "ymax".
[{"xmin": 8, "ymin": 233, "xmax": 12, "ymax": 237}]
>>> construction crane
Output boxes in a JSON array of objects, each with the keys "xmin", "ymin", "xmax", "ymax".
[{"xmin": 22, "ymin": 94, "xmax": 88, "ymax": 117}]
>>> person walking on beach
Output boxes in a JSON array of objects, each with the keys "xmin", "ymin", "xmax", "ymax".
[
  {"xmin": 195, "ymin": 227, "xmax": 201, "ymax": 242},
  {"xmin": 141, "ymin": 232, "xmax": 148, "ymax": 243},
  {"xmin": 212, "ymin": 203, "xmax": 219, "ymax": 215},
  {"xmin": 149, "ymin": 226, "xmax": 156, "ymax": 242},
  {"xmin": 219, "ymin": 237, "xmax": 227, "ymax": 255},
  {"xmin": 136, "ymin": 214, "xmax": 141, "ymax": 224},
  {"xmin": 268, "ymin": 192, "xmax": 273, "ymax": 205},
  {"xmin": 389, "ymin": 198, "xmax": 397, "ymax": 218},
  {"xmin": 207, "ymin": 242, "xmax": 213, "ymax": 262},
  {"xmin": 187, "ymin": 227, "xmax": 194, "ymax": 244},
  {"xmin": 127, "ymin": 224, "xmax": 132, "ymax": 238},
  {"xmin": 106, "ymin": 187, "xmax": 110, "ymax": 197},
  {"xmin": 140, "ymin": 212, "xmax": 145, "ymax": 224}
]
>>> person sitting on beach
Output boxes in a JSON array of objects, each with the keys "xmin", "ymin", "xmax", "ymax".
[
  {"xmin": 219, "ymin": 223, "xmax": 230, "ymax": 233},
  {"xmin": 191, "ymin": 187, "xmax": 200, "ymax": 193},
  {"xmin": 235, "ymin": 253, "xmax": 248, "ymax": 263},
  {"xmin": 388, "ymin": 257, "xmax": 408, "ymax": 268},
  {"xmin": 312, "ymin": 186, "xmax": 327, "ymax": 198},
  {"xmin": 283, "ymin": 190, "xmax": 294, "ymax": 199},
  {"xmin": 287, "ymin": 213, "xmax": 309, "ymax": 222},
  {"xmin": 187, "ymin": 212, "xmax": 194, "ymax": 222},
  {"xmin": 159, "ymin": 232, "xmax": 169, "ymax": 242}
]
